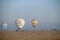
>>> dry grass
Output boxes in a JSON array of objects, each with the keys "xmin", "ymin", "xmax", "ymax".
[{"xmin": 0, "ymin": 30, "xmax": 60, "ymax": 40}]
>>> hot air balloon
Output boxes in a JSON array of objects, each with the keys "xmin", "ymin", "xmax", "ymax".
[
  {"xmin": 32, "ymin": 19, "xmax": 38, "ymax": 28},
  {"xmin": 1, "ymin": 22, "xmax": 8, "ymax": 30},
  {"xmin": 15, "ymin": 18, "xmax": 25, "ymax": 31}
]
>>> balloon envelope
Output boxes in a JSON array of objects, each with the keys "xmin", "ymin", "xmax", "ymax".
[
  {"xmin": 15, "ymin": 18, "xmax": 25, "ymax": 29},
  {"xmin": 1, "ymin": 23, "xmax": 8, "ymax": 30},
  {"xmin": 32, "ymin": 19, "xmax": 38, "ymax": 28}
]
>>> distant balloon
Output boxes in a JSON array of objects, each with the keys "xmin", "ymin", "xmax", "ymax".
[
  {"xmin": 32, "ymin": 19, "xmax": 38, "ymax": 28},
  {"xmin": 1, "ymin": 22, "xmax": 8, "ymax": 30},
  {"xmin": 15, "ymin": 18, "xmax": 25, "ymax": 30}
]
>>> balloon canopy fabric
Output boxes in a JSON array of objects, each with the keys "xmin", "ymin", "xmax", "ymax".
[
  {"xmin": 1, "ymin": 23, "xmax": 8, "ymax": 30},
  {"xmin": 32, "ymin": 19, "xmax": 38, "ymax": 28},
  {"xmin": 15, "ymin": 18, "xmax": 25, "ymax": 29}
]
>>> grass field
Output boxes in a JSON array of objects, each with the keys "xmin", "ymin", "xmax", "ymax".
[{"xmin": 0, "ymin": 30, "xmax": 60, "ymax": 40}]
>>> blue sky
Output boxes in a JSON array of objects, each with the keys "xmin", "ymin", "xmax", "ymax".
[{"xmin": 0, "ymin": 0, "xmax": 60, "ymax": 30}]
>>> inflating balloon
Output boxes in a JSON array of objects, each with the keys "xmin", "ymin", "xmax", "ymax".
[
  {"xmin": 1, "ymin": 22, "xmax": 8, "ymax": 30},
  {"xmin": 32, "ymin": 19, "xmax": 38, "ymax": 28},
  {"xmin": 15, "ymin": 18, "xmax": 25, "ymax": 30}
]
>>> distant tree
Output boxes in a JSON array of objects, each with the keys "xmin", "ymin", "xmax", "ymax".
[{"xmin": 50, "ymin": 28, "xmax": 57, "ymax": 31}]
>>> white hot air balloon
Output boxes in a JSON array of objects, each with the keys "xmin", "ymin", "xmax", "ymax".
[
  {"xmin": 1, "ymin": 22, "xmax": 8, "ymax": 30},
  {"xmin": 15, "ymin": 18, "xmax": 25, "ymax": 31}
]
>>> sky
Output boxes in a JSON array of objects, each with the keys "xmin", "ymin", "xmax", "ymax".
[{"xmin": 0, "ymin": 0, "xmax": 60, "ymax": 30}]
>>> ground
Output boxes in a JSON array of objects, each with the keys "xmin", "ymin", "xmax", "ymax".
[{"xmin": 0, "ymin": 30, "xmax": 60, "ymax": 40}]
